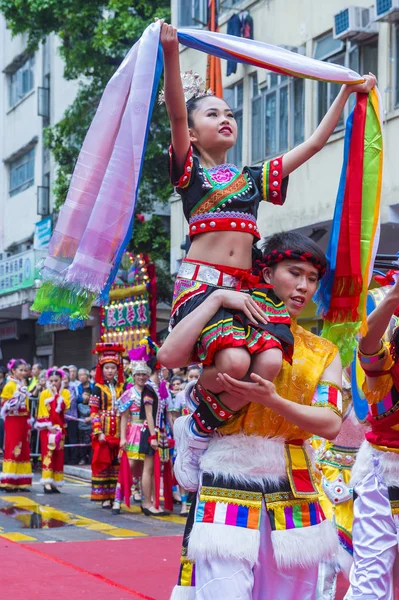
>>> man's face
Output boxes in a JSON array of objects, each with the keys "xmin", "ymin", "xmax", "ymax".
[
  {"xmin": 69, "ymin": 367, "xmax": 77, "ymax": 380},
  {"xmin": 79, "ymin": 370, "xmax": 88, "ymax": 384},
  {"xmin": 262, "ymin": 260, "xmax": 319, "ymax": 318},
  {"xmin": 32, "ymin": 364, "xmax": 40, "ymax": 378}
]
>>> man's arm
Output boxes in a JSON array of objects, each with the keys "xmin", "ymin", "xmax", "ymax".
[
  {"xmin": 217, "ymin": 353, "xmax": 342, "ymax": 440},
  {"xmin": 157, "ymin": 290, "xmax": 267, "ymax": 368}
]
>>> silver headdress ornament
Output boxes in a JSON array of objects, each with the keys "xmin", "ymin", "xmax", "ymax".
[{"xmin": 158, "ymin": 70, "xmax": 214, "ymax": 104}]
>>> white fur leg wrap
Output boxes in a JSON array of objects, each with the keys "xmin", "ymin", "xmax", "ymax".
[
  {"xmin": 188, "ymin": 522, "xmax": 260, "ymax": 564},
  {"xmin": 351, "ymin": 440, "xmax": 399, "ymax": 488},
  {"xmin": 200, "ymin": 433, "xmax": 288, "ymax": 486},
  {"xmin": 337, "ymin": 544, "xmax": 353, "ymax": 579},
  {"xmin": 170, "ymin": 585, "xmax": 196, "ymax": 600},
  {"xmin": 271, "ymin": 519, "xmax": 338, "ymax": 569}
]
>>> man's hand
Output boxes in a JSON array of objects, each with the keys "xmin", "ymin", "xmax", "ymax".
[{"xmin": 216, "ymin": 372, "xmax": 279, "ymax": 408}]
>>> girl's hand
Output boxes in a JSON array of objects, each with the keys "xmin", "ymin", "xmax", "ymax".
[
  {"xmin": 345, "ymin": 73, "xmax": 377, "ymax": 95},
  {"xmin": 120, "ymin": 437, "xmax": 127, "ymax": 450},
  {"xmin": 98, "ymin": 433, "xmax": 106, "ymax": 443},
  {"xmin": 158, "ymin": 21, "xmax": 179, "ymax": 55},
  {"xmin": 150, "ymin": 438, "xmax": 159, "ymax": 449},
  {"xmin": 214, "ymin": 290, "xmax": 270, "ymax": 325}
]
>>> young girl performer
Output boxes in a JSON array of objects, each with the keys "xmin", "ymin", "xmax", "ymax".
[
  {"xmin": 36, "ymin": 368, "xmax": 71, "ymax": 493},
  {"xmin": 0, "ymin": 359, "xmax": 32, "ymax": 491},
  {"xmin": 113, "ymin": 360, "xmax": 150, "ymax": 514},
  {"xmin": 90, "ymin": 343, "xmax": 125, "ymax": 509},
  {"xmin": 158, "ymin": 20, "xmax": 376, "ymax": 439}
]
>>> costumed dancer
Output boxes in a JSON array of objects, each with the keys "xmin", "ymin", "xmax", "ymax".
[
  {"xmin": 0, "ymin": 359, "xmax": 32, "ymax": 491},
  {"xmin": 345, "ymin": 276, "xmax": 399, "ymax": 599},
  {"xmin": 113, "ymin": 359, "xmax": 150, "ymax": 514},
  {"xmin": 35, "ymin": 368, "xmax": 71, "ymax": 493},
  {"xmin": 90, "ymin": 343, "xmax": 125, "ymax": 509},
  {"xmin": 141, "ymin": 358, "xmax": 173, "ymax": 517},
  {"xmin": 314, "ymin": 370, "xmax": 367, "ymax": 599},
  {"xmin": 159, "ymin": 232, "xmax": 345, "ymax": 600},
  {"xmin": 158, "ymin": 21, "xmax": 376, "ymax": 455}
]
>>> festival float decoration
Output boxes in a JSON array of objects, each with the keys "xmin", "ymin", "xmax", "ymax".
[{"xmin": 100, "ymin": 252, "xmax": 157, "ymax": 350}]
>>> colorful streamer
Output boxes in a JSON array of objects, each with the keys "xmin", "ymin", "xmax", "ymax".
[
  {"xmin": 32, "ymin": 23, "xmax": 377, "ymax": 329},
  {"xmin": 315, "ymin": 88, "xmax": 383, "ymax": 365}
]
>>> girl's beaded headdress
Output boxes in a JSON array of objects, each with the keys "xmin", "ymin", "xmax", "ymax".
[{"xmin": 158, "ymin": 70, "xmax": 213, "ymax": 104}]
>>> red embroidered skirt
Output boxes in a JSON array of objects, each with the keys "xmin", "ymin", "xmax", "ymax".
[{"xmin": 170, "ymin": 259, "xmax": 293, "ymax": 366}]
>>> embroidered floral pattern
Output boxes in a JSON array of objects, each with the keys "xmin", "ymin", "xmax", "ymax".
[{"xmin": 207, "ymin": 164, "xmax": 239, "ymax": 184}]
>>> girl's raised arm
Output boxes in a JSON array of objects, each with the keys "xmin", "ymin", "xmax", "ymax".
[
  {"xmin": 159, "ymin": 21, "xmax": 190, "ymax": 174},
  {"xmin": 281, "ymin": 73, "xmax": 377, "ymax": 178}
]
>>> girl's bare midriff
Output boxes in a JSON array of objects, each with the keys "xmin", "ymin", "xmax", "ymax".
[{"xmin": 187, "ymin": 230, "xmax": 254, "ymax": 270}]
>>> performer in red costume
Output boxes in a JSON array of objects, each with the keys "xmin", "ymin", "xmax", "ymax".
[{"xmin": 90, "ymin": 343, "xmax": 125, "ymax": 509}]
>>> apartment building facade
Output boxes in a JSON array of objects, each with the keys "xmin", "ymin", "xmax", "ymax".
[{"xmin": 0, "ymin": 17, "xmax": 101, "ymax": 366}]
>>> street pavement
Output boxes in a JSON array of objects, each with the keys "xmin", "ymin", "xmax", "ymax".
[
  {"xmin": 0, "ymin": 471, "xmax": 350, "ymax": 599},
  {"xmin": 0, "ymin": 471, "xmax": 185, "ymax": 599},
  {"xmin": 0, "ymin": 472, "xmax": 186, "ymax": 544}
]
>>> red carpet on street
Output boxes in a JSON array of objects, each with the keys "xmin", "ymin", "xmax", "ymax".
[
  {"xmin": 0, "ymin": 536, "xmax": 182, "ymax": 600},
  {"xmin": 0, "ymin": 535, "xmax": 351, "ymax": 599}
]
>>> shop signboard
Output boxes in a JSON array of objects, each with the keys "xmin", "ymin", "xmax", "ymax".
[{"xmin": 0, "ymin": 250, "xmax": 44, "ymax": 296}]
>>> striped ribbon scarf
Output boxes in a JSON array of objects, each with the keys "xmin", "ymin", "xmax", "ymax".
[{"xmin": 32, "ymin": 22, "xmax": 382, "ymax": 342}]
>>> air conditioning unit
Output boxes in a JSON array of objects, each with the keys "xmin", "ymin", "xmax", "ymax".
[
  {"xmin": 334, "ymin": 6, "xmax": 378, "ymax": 41},
  {"xmin": 375, "ymin": 0, "xmax": 399, "ymax": 22}
]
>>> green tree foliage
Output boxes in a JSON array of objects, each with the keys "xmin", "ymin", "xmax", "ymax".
[{"xmin": 0, "ymin": 0, "xmax": 174, "ymax": 300}]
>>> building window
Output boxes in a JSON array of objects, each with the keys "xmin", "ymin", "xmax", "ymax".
[
  {"xmin": 225, "ymin": 82, "xmax": 243, "ymax": 167},
  {"xmin": 316, "ymin": 32, "xmax": 378, "ymax": 126},
  {"xmin": 8, "ymin": 57, "xmax": 34, "ymax": 108},
  {"xmin": 251, "ymin": 72, "xmax": 304, "ymax": 163},
  {"xmin": 220, "ymin": 0, "xmax": 240, "ymax": 12},
  {"xmin": 9, "ymin": 149, "xmax": 35, "ymax": 196},
  {"xmin": 177, "ymin": 0, "xmax": 207, "ymax": 27}
]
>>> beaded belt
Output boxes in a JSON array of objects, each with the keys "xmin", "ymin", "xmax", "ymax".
[
  {"xmin": 177, "ymin": 259, "xmax": 254, "ymax": 290},
  {"xmin": 189, "ymin": 212, "xmax": 260, "ymax": 239}
]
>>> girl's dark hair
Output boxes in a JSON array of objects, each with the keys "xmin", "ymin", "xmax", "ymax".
[
  {"xmin": 170, "ymin": 375, "xmax": 184, "ymax": 384},
  {"xmin": 186, "ymin": 96, "xmax": 206, "ymax": 129},
  {"xmin": 261, "ymin": 232, "xmax": 327, "ymax": 272},
  {"xmin": 9, "ymin": 359, "xmax": 26, "ymax": 372}
]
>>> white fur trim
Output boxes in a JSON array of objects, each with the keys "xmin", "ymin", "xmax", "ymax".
[
  {"xmin": 44, "ymin": 395, "xmax": 55, "ymax": 406},
  {"xmin": 350, "ymin": 440, "xmax": 399, "ymax": 488},
  {"xmin": 35, "ymin": 420, "xmax": 53, "ymax": 430},
  {"xmin": 271, "ymin": 518, "xmax": 338, "ymax": 569},
  {"xmin": 170, "ymin": 585, "xmax": 196, "ymax": 600},
  {"xmin": 56, "ymin": 396, "xmax": 64, "ymax": 413},
  {"xmin": 0, "ymin": 472, "xmax": 32, "ymax": 480},
  {"xmin": 40, "ymin": 477, "xmax": 64, "ymax": 487},
  {"xmin": 200, "ymin": 434, "xmax": 287, "ymax": 486},
  {"xmin": 187, "ymin": 522, "xmax": 260, "ymax": 564},
  {"xmin": 337, "ymin": 544, "xmax": 352, "ymax": 579}
]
